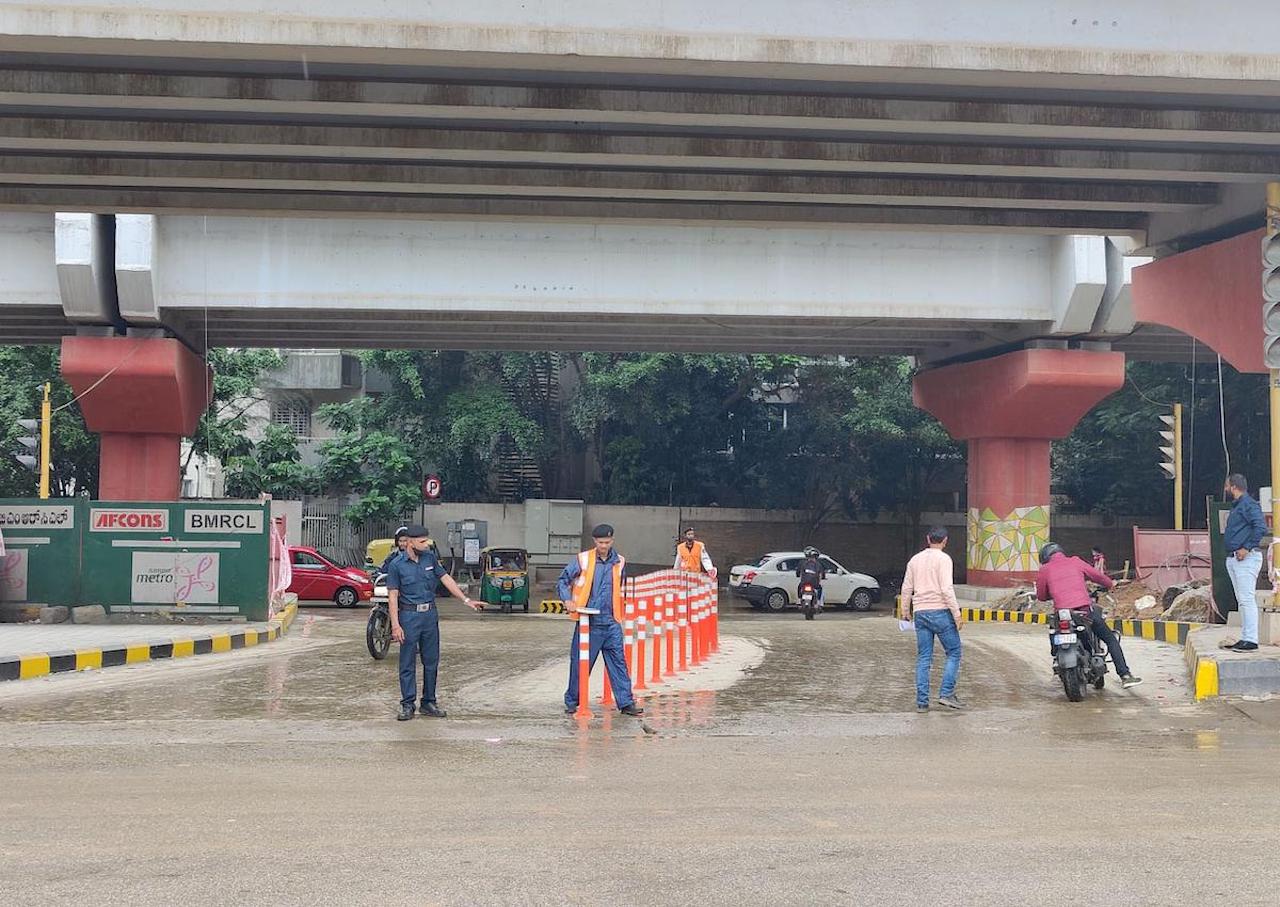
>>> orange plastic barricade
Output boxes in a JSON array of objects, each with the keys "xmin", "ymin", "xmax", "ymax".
[
  {"xmin": 651, "ymin": 593, "xmax": 665, "ymax": 685},
  {"xmin": 623, "ymin": 592, "xmax": 635, "ymax": 676},
  {"xmin": 689, "ymin": 582, "xmax": 702, "ymax": 667},
  {"xmin": 574, "ymin": 611, "xmax": 591, "ymax": 718},
  {"xmin": 677, "ymin": 583, "xmax": 690, "ymax": 673},
  {"xmin": 665, "ymin": 590, "xmax": 677, "ymax": 676},
  {"xmin": 634, "ymin": 596, "xmax": 648, "ymax": 692},
  {"xmin": 710, "ymin": 582, "xmax": 720, "ymax": 652},
  {"xmin": 601, "ymin": 667, "xmax": 614, "ymax": 706}
]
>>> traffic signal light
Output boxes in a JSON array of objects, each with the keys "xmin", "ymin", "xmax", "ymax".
[
  {"xmin": 1264, "ymin": 230, "xmax": 1280, "ymax": 368},
  {"xmin": 14, "ymin": 418, "xmax": 38, "ymax": 472},
  {"xmin": 1159, "ymin": 403, "xmax": 1184, "ymax": 530},
  {"xmin": 1158, "ymin": 412, "xmax": 1177, "ymax": 479}
]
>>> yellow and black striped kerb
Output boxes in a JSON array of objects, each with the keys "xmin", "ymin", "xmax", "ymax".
[
  {"xmin": 957, "ymin": 607, "xmax": 1199, "ymax": 646},
  {"xmin": 0, "ymin": 601, "xmax": 299, "ymax": 683}
]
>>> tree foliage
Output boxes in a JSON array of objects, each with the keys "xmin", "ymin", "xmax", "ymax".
[
  {"xmin": 1054, "ymin": 359, "xmax": 1269, "ymax": 526},
  {"xmin": 316, "ymin": 350, "xmax": 544, "ymax": 522},
  {"xmin": 0, "ymin": 346, "xmax": 98, "ymax": 497}
]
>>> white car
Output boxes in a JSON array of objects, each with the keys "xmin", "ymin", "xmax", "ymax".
[{"xmin": 729, "ymin": 551, "xmax": 881, "ymax": 612}]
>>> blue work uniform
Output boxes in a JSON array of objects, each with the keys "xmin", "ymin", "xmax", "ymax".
[
  {"xmin": 557, "ymin": 550, "xmax": 635, "ymax": 711},
  {"xmin": 386, "ymin": 550, "xmax": 448, "ymax": 711}
]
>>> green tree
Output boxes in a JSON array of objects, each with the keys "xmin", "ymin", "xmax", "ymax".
[
  {"xmin": 223, "ymin": 423, "xmax": 317, "ymax": 500},
  {"xmin": 182, "ymin": 348, "xmax": 286, "ymax": 477},
  {"xmin": 1054, "ymin": 359, "xmax": 1269, "ymax": 526},
  {"xmin": 0, "ymin": 345, "xmax": 98, "ymax": 497},
  {"xmin": 316, "ymin": 350, "xmax": 543, "ymax": 521}
]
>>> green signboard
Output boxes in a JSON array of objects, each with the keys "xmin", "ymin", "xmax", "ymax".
[
  {"xmin": 80, "ymin": 501, "xmax": 272, "ymax": 621},
  {"xmin": 1207, "ymin": 498, "xmax": 1236, "ymax": 622},
  {"xmin": 0, "ymin": 498, "xmax": 83, "ymax": 607}
]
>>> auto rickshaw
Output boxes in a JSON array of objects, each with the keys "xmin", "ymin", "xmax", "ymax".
[
  {"xmin": 365, "ymin": 534, "xmax": 438, "ymax": 575},
  {"xmin": 479, "ymin": 547, "xmax": 530, "ymax": 613}
]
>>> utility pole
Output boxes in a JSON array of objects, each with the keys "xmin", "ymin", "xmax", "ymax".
[
  {"xmin": 39, "ymin": 382, "xmax": 51, "ymax": 499},
  {"xmin": 1267, "ymin": 182, "xmax": 1280, "ymax": 532}
]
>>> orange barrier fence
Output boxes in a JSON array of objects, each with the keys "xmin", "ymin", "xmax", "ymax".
[{"xmin": 571, "ymin": 569, "xmax": 721, "ymax": 718}]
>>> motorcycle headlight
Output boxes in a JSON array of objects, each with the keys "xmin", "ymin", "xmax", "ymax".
[{"xmin": 512, "ymin": 577, "xmax": 526, "ymax": 588}]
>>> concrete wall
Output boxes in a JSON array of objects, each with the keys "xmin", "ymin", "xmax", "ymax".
[{"xmin": 318, "ymin": 498, "xmax": 1145, "ymax": 582}]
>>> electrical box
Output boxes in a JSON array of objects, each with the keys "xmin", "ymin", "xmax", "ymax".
[
  {"xmin": 524, "ymin": 499, "xmax": 584, "ymax": 565},
  {"xmin": 446, "ymin": 519, "xmax": 488, "ymax": 567}
]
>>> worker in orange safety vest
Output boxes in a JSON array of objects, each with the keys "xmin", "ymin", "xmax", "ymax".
[
  {"xmin": 557, "ymin": 524, "xmax": 644, "ymax": 717},
  {"xmin": 674, "ymin": 526, "xmax": 717, "ymax": 579}
]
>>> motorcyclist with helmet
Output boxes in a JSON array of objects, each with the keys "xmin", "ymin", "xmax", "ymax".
[
  {"xmin": 795, "ymin": 546, "xmax": 827, "ymax": 610},
  {"xmin": 1035, "ymin": 541, "xmax": 1142, "ymax": 688},
  {"xmin": 381, "ymin": 526, "xmax": 411, "ymax": 573}
]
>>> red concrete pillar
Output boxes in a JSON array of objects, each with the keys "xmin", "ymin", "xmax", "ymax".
[
  {"xmin": 60, "ymin": 336, "xmax": 213, "ymax": 501},
  {"xmin": 913, "ymin": 348, "xmax": 1125, "ymax": 587}
]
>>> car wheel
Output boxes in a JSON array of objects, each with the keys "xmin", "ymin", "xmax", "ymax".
[
  {"xmin": 765, "ymin": 589, "xmax": 789, "ymax": 612},
  {"xmin": 335, "ymin": 586, "xmax": 359, "ymax": 608},
  {"xmin": 849, "ymin": 589, "xmax": 874, "ymax": 612}
]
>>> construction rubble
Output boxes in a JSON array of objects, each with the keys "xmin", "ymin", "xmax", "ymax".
[{"xmin": 988, "ymin": 578, "xmax": 1216, "ymax": 623}]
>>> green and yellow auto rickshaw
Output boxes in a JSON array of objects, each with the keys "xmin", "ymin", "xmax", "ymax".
[{"xmin": 479, "ymin": 547, "xmax": 529, "ymax": 613}]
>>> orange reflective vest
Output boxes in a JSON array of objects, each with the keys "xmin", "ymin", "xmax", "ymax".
[
  {"xmin": 677, "ymin": 540, "xmax": 706, "ymax": 573},
  {"xmin": 570, "ymin": 549, "xmax": 626, "ymax": 621}
]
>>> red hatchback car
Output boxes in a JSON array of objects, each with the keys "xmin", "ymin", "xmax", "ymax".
[{"xmin": 287, "ymin": 546, "xmax": 374, "ymax": 608}]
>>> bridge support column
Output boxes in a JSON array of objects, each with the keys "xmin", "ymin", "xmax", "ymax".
[
  {"xmin": 913, "ymin": 348, "xmax": 1125, "ymax": 587},
  {"xmin": 60, "ymin": 336, "xmax": 212, "ymax": 501}
]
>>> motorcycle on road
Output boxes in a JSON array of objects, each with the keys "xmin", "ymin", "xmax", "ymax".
[
  {"xmin": 1049, "ymin": 601, "xmax": 1108, "ymax": 701},
  {"xmin": 799, "ymin": 580, "xmax": 822, "ymax": 621},
  {"xmin": 366, "ymin": 572, "xmax": 392, "ymax": 660}
]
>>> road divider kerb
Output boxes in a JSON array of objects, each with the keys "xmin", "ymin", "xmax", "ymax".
[
  {"xmin": 895, "ymin": 598, "xmax": 1201, "ymax": 647},
  {"xmin": 953, "ymin": 606, "xmax": 1201, "ymax": 646},
  {"xmin": 0, "ymin": 600, "xmax": 299, "ymax": 683}
]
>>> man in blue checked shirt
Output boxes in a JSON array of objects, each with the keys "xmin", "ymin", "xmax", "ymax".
[{"xmin": 1222, "ymin": 474, "xmax": 1268, "ymax": 653}]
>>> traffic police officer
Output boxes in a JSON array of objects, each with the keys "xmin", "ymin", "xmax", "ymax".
[
  {"xmin": 387, "ymin": 524, "xmax": 479, "ymax": 720},
  {"xmin": 558, "ymin": 524, "xmax": 644, "ymax": 717}
]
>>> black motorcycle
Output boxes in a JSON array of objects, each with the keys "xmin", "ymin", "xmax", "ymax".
[
  {"xmin": 1049, "ymin": 603, "xmax": 1108, "ymax": 701},
  {"xmin": 366, "ymin": 572, "xmax": 392, "ymax": 660},
  {"xmin": 798, "ymin": 580, "xmax": 821, "ymax": 621}
]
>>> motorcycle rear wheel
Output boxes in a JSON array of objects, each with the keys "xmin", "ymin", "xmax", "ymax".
[
  {"xmin": 367, "ymin": 610, "xmax": 391, "ymax": 660},
  {"xmin": 1062, "ymin": 665, "xmax": 1086, "ymax": 702},
  {"xmin": 803, "ymin": 605, "xmax": 815, "ymax": 620}
]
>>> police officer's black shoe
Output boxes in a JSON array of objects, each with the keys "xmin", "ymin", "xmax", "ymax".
[
  {"xmin": 420, "ymin": 704, "xmax": 448, "ymax": 718},
  {"xmin": 618, "ymin": 704, "xmax": 645, "ymax": 717},
  {"xmin": 396, "ymin": 706, "xmax": 414, "ymax": 721}
]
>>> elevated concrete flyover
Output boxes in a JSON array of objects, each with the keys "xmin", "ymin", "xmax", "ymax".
[
  {"xmin": 0, "ymin": 0, "xmax": 1274, "ymax": 248},
  {"xmin": 0, "ymin": 209, "xmax": 1200, "ymax": 363}
]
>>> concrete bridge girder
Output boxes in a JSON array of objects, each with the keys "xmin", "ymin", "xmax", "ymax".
[{"xmin": 1, "ymin": 211, "xmax": 1162, "ymax": 362}]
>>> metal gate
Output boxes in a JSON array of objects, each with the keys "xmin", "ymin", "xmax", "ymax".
[{"xmin": 299, "ymin": 497, "xmax": 415, "ymax": 566}]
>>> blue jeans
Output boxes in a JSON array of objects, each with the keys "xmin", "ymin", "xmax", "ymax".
[
  {"xmin": 564, "ymin": 621, "xmax": 634, "ymax": 710},
  {"xmin": 398, "ymin": 607, "xmax": 441, "ymax": 709},
  {"xmin": 915, "ymin": 609, "xmax": 962, "ymax": 706},
  {"xmin": 1226, "ymin": 550, "xmax": 1263, "ymax": 644}
]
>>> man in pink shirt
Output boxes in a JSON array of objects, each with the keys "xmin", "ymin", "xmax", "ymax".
[
  {"xmin": 1036, "ymin": 543, "xmax": 1141, "ymax": 688},
  {"xmin": 901, "ymin": 526, "xmax": 965, "ymax": 712}
]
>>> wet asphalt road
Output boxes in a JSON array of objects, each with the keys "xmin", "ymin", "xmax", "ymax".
[{"xmin": 1, "ymin": 604, "xmax": 1278, "ymax": 906}]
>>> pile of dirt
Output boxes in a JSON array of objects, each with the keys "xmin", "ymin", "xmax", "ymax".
[
  {"xmin": 1162, "ymin": 586, "xmax": 1214, "ymax": 622},
  {"xmin": 1106, "ymin": 581, "xmax": 1164, "ymax": 619},
  {"xmin": 989, "ymin": 587, "xmax": 1043, "ymax": 612}
]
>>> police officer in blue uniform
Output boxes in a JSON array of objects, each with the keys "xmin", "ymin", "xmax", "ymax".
[{"xmin": 387, "ymin": 524, "xmax": 479, "ymax": 720}]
